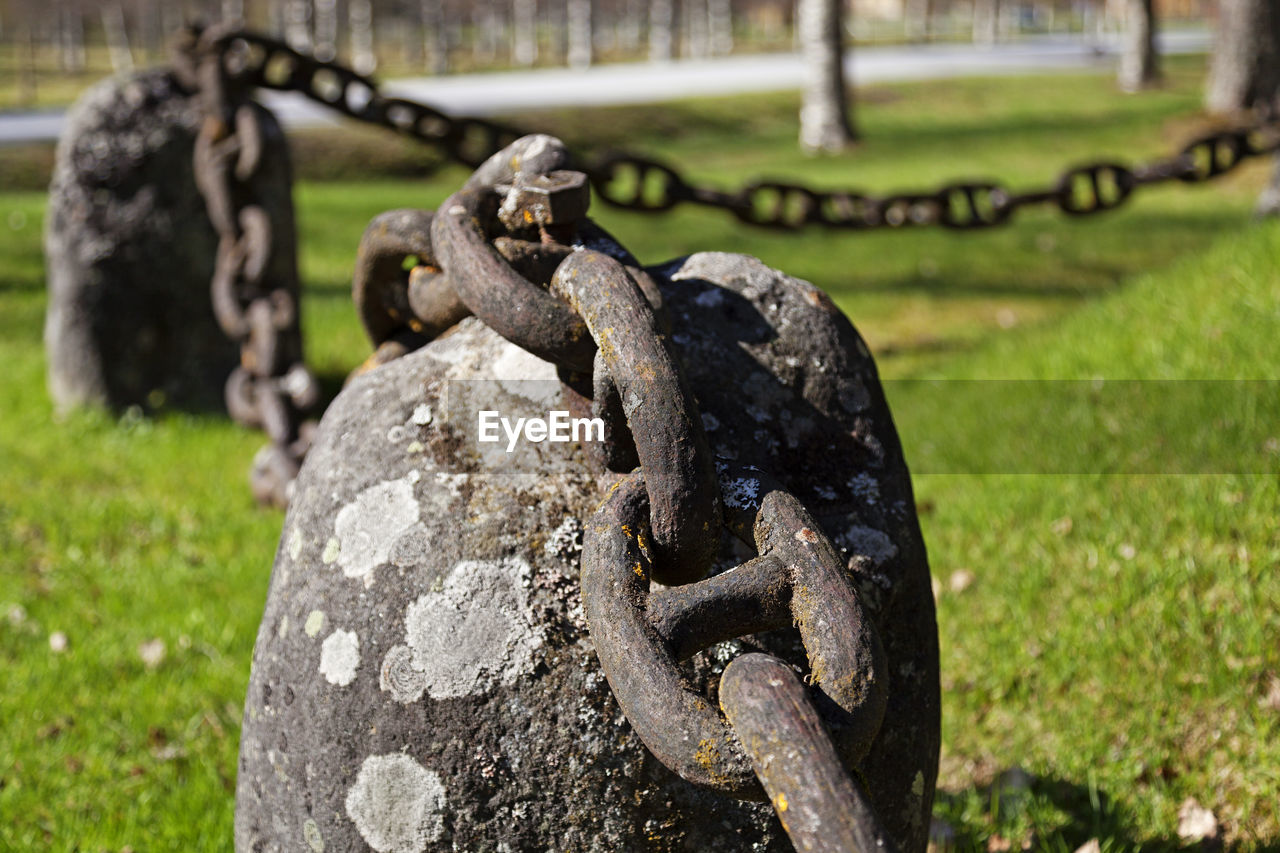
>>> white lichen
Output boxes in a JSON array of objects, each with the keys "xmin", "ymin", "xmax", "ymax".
[
  {"xmin": 721, "ymin": 477, "xmax": 761, "ymax": 510},
  {"xmin": 847, "ymin": 472, "xmax": 881, "ymax": 506},
  {"xmin": 304, "ymin": 610, "xmax": 326, "ymax": 638},
  {"xmin": 837, "ymin": 525, "xmax": 898, "ymax": 568},
  {"xmin": 333, "ymin": 477, "xmax": 421, "ymax": 581},
  {"xmin": 319, "ymin": 629, "xmax": 360, "ymax": 687},
  {"xmin": 402, "ymin": 558, "xmax": 542, "ymax": 699},
  {"xmin": 543, "ymin": 516, "xmax": 584, "ymax": 561},
  {"xmin": 345, "ymin": 754, "xmax": 446, "ymax": 853},
  {"xmin": 379, "ymin": 644, "xmax": 426, "ymax": 704},
  {"xmin": 287, "ymin": 527, "xmax": 304, "ymax": 561}
]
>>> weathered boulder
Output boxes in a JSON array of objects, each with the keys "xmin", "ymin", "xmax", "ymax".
[
  {"xmin": 43, "ymin": 69, "xmax": 295, "ymax": 411},
  {"xmin": 235, "ymin": 252, "xmax": 938, "ymax": 852}
]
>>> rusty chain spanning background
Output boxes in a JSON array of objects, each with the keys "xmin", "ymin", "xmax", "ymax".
[{"xmin": 190, "ymin": 27, "xmax": 1280, "ymax": 234}]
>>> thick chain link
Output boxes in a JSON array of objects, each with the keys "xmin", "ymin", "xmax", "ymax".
[
  {"xmin": 359, "ymin": 129, "xmax": 898, "ymax": 850},
  {"xmin": 194, "ymin": 26, "xmax": 1280, "ymax": 234},
  {"xmin": 177, "ymin": 24, "xmax": 320, "ymax": 507},
  {"xmin": 178, "ymin": 27, "xmax": 1276, "ymax": 849}
]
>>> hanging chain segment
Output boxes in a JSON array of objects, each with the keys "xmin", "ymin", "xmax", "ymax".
[{"xmin": 178, "ymin": 24, "xmax": 320, "ymax": 507}]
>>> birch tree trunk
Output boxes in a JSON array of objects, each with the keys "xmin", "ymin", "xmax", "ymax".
[
  {"xmin": 422, "ymin": 0, "xmax": 448, "ymax": 74},
  {"xmin": 350, "ymin": 0, "xmax": 375, "ymax": 74},
  {"xmin": 59, "ymin": 2, "xmax": 86, "ymax": 72},
  {"xmin": 313, "ymin": 0, "xmax": 337, "ymax": 61},
  {"xmin": 1204, "ymin": 0, "xmax": 1280, "ymax": 114},
  {"xmin": 649, "ymin": 0, "xmax": 673, "ymax": 61},
  {"xmin": 973, "ymin": 0, "xmax": 998, "ymax": 45},
  {"xmin": 616, "ymin": 0, "xmax": 643, "ymax": 53},
  {"xmin": 284, "ymin": 0, "xmax": 312, "ymax": 52},
  {"xmin": 513, "ymin": 0, "xmax": 539, "ymax": 66},
  {"xmin": 101, "ymin": 3, "xmax": 134, "ymax": 73},
  {"xmin": 1204, "ymin": 0, "xmax": 1280, "ymax": 215},
  {"xmin": 567, "ymin": 0, "xmax": 592, "ymax": 69},
  {"xmin": 683, "ymin": 0, "xmax": 710, "ymax": 58},
  {"xmin": 709, "ymin": 0, "xmax": 734, "ymax": 56},
  {"xmin": 905, "ymin": 0, "xmax": 933, "ymax": 42},
  {"xmin": 1117, "ymin": 0, "xmax": 1159, "ymax": 91},
  {"xmin": 799, "ymin": 0, "xmax": 856, "ymax": 152}
]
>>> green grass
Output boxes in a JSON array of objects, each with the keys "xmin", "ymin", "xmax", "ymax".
[{"xmin": 2, "ymin": 58, "xmax": 1278, "ymax": 850}]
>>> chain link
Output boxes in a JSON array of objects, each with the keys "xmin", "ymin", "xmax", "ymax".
[
  {"xmin": 178, "ymin": 24, "xmax": 319, "ymax": 507},
  {"xmin": 191, "ymin": 26, "xmax": 1280, "ymax": 237},
  {"xmin": 394, "ymin": 134, "xmax": 896, "ymax": 850}
]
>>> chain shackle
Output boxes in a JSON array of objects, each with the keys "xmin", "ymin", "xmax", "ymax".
[
  {"xmin": 1178, "ymin": 129, "xmax": 1251, "ymax": 182},
  {"xmin": 352, "ymin": 209, "xmax": 470, "ymax": 349},
  {"xmin": 936, "ymin": 182, "xmax": 1014, "ymax": 229},
  {"xmin": 582, "ymin": 467, "xmax": 888, "ymax": 796},
  {"xmin": 587, "ymin": 153, "xmax": 692, "ymax": 212},
  {"xmin": 430, "ymin": 187, "xmax": 594, "ymax": 371},
  {"xmin": 1055, "ymin": 162, "xmax": 1135, "ymax": 215}
]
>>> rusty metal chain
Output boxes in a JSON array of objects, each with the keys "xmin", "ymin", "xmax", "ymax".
[
  {"xmin": 350, "ymin": 130, "xmax": 900, "ymax": 850},
  {"xmin": 177, "ymin": 26, "xmax": 1280, "ymax": 849},
  {"xmin": 192, "ymin": 26, "xmax": 1280, "ymax": 234},
  {"xmin": 176, "ymin": 24, "xmax": 320, "ymax": 507}
]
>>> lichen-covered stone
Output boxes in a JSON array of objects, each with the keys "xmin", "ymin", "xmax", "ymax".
[
  {"xmin": 43, "ymin": 69, "xmax": 295, "ymax": 411},
  {"xmin": 235, "ymin": 252, "xmax": 939, "ymax": 852}
]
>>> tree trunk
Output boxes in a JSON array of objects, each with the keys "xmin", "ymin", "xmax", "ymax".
[
  {"xmin": 616, "ymin": 0, "xmax": 643, "ymax": 53},
  {"xmin": 798, "ymin": 0, "xmax": 856, "ymax": 152},
  {"xmin": 905, "ymin": 0, "xmax": 933, "ymax": 42},
  {"xmin": 422, "ymin": 0, "xmax": 448, "ymax": 74},
  {"xmin": 284, "ymin": 0, "xmax": 312, "ymax": 52},
  {"xmin": 513, "ymin": 0, "xmax": 538, "ymax": 65},
  {"xmin": 973, "ymin": 0, "xmax": 998, "ymax": 45},
  {"xmin": 709, "ymin": 0, "xmax": 734, "ymax": 55},
  {"xmin": 59, "ymin": 2, "xmax": 86, "ymax": 72},
  {"xmin": 350, "ymin": 0, "xmax": 375, "ymax": 74},
  {"xmin": 567, "ymin": 0, "xmax": 592, "ymax": 69},
  {"xmin": 1117, "ymin": 0, "xmax": 1159, "ymax": 91},
  {"xmin": 649, "ymin": 0, "xmax": 673, "ymax": 61},
  {"xmin": 1205, "ymin": 0, "xmax": 1280, "ymax": 114},
  {"xmin": 101, "ymin": 3, "xmax": 134, "ymax": 73},
  {"xmin": 313, "ymin": 0, "xmax": 337, "ymax": 61},
  {"xmin": 683, "ymin": 0, "xmax": 710, "ymax": 58}
]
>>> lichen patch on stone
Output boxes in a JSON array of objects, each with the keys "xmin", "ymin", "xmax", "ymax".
[
  {"xmin": 287, "ymin": 527, "xmax": 304, "ymax": 561},
  {"xmin": 380, "ymin": 644, "xmax": 426, "ymax": 704},
  {"xmin": 345, "ymin": 753, "xmax": 446, "ymax": 853},
  {"xmin": 302, "ymin": 818, "xmax": 324, "ymax": 852},
  {"xmin": 721, "ymin": 476, "xmax": 761, "ymax": 510},
  {"xmin": 333, "ymin": 477, "xmax": 421, "ymax": 581},
  {"xmin": 837, "ymin": 525, "xmax": 898, "ymax": 567},
  {"xmin": 305, "ymin": 610, "xmax": 326, "ymax": 638},
  {"xmin": 402, "ymin": 558, "xmax": 542, "ymax": 699},
  {"xmin": 319, "ymin": 629, "xmax": 360, "ymax": 687}
]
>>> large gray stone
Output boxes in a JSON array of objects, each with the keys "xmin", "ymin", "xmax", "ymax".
[
  {"xmin": 235, "ymin": 251, "xmax": 938, "ymax": 852},
  {"xmin": 43, "ymin": 69, "xmax": 295, "ymax": 411}
]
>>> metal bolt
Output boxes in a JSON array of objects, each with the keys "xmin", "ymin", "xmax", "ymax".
[{"xmin": 498, "ymin": 169, "xmax": 591, "ymax": 233}]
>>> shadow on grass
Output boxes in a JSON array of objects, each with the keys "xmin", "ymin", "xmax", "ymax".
[{"xmin": 935, "ymin": 769, "xmax": 1279, "ymax": 853}]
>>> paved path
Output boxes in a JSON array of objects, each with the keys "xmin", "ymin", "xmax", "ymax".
[{"xmin": 1, "ymin": 30, "xmax": 1209, "ymax": 145}]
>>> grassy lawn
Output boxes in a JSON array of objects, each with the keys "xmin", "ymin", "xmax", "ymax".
[{"xmin": 2, "ymin": 57, "xmax": 1278, "ymax": 851}]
